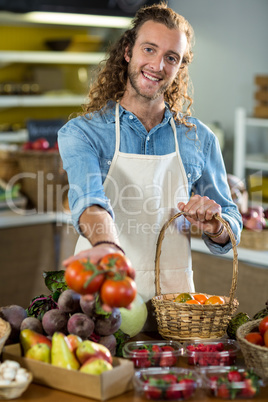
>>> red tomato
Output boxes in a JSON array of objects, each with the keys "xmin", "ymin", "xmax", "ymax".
[
  {"xmin": 32, "ymin": 138, "xmax": 50, "ymax": 151},
  {"xmin": 100, "ymin": 276, "xmax": 137, "ymax": 308},
  {"xmin": 264, "ymin": 329, "xmax": 268, "ymax": 347},
  {"xmin": 245, "ymin": 332, "xmax": 264, "ymax": 346},
  {"xmin": 65, "ymin": 259, "xmax": 105, "ymax": 295},
  {"xmin": 259, "ymin": 316, "xmax": 268, "ymax": 336},
  {"xmin": 98, "ymin": 253, "xmax": 135, "ymax": 280}
]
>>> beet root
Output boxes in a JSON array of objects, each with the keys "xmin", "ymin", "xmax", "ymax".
[
  {"xmin": 42, "ymin": 309, "xmax": 68, "ymax": 336},
  {"xmin": 0, "ymin": 305, "xmax": 27, "ymax": 342},
  {"xmin": 67, "ymin": 313, "xmax": 94, "ymax": 339}
]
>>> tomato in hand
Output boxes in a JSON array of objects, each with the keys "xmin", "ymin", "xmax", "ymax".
[
  {"xmin": 259, "ymin": 316, "xmax": 268, "ymax": 336},
  {"xmin": 98, "ymin": 253, "xmax": 135, "ymax": 280},
  {"xmin": 100, "ymin": 276, "xmax": 137, "ymax": 308},
  {"xmin": 245, "ymin": 332, "xmax": 264, "ymax": 346},
  {"xmin": 65, "ymin": 259, "xmax": 105, "ymax": 295}
]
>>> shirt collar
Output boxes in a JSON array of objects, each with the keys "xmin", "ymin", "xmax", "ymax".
[{"xmin": 103, "ymin": 101, "xmax": 174, "ymax": 126}]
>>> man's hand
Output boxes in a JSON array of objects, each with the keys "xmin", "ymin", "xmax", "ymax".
[
  {"xmin": 178, "ymin": 195, "xmax": 229, "ymax": 244},
  {"xmin": 62, "ymin": 244, "xmax": 124, "ymax": 267}
]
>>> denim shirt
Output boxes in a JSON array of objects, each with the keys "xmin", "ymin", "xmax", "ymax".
[{"xmin": 58, "ymin": 102, "xmax": 242, "ymax": 254}]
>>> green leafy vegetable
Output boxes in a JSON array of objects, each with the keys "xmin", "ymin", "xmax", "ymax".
[
  {"xmin": 43, "ymin": 270, "xmax": 68, "ymax": 293},
  {"xmin": 114, "ymin": 329, "xmax": 130, "ymax": 357}
]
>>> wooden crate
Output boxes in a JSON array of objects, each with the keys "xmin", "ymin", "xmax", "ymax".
[{"xmin": 254, "ymin": 75, "xmax": 268, "ymax": 118}]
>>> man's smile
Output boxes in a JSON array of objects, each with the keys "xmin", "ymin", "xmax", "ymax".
[{"xmin": 142, "ymin": 71, "xmax": 162, "ymax": 82}]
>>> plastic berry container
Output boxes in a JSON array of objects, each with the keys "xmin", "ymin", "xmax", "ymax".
[
  {"xmin": 199, "ymin": 366, "xmax": 264, "ymax": 399},
  {"xmin": 181, "ymin": 339, "xmax": 239, "ymax": 367},
  {"xmin": 133, "ymin": 367, "xmax": 201, "ymax": 401},
  {"xmin": 122, "ymin": 340, "xmax": 182, "ymax": 368}
]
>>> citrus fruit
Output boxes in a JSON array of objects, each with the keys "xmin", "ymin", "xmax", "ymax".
[
  {"xmin": 174, "ymin": 293, "xmax": 194, "ymax": 303},
  {"xmin": 204, "ymin": 296, "xmax": 225, "ymax": 305},
  {"xmin": 193, "ymin": 294, "xmax": 208, "ymax": 304},
  {"xmin": 186, "ymin": 299, "xmax": 201, "ymax": 304}
]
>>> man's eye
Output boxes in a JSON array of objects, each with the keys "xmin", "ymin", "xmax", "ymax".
[
  {"xmin": 144, "ymin": 47, "xmax": 153, "ymax": 53},
  {"xmin": 167, "ymin": 55, "xmax": 178, "ymax": 64}
]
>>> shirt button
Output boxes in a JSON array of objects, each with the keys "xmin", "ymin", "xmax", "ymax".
[
  {"xmin": 146, "ymin": 135, "xmax": 150, "ymax": 141},
  {"xmin": 187, "ymin": 173, "xmax": 191, "ymax": 178},
  {"xmin": 107, "ymin": 160, "xmax": 112, "ymax": 165},
  {"xmin": 129, "ymin": 115, "xmax": 133, "ymax": 119}
]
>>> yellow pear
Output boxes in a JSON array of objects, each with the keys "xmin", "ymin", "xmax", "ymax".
[{"xmin": 51, "ymin": 332, "xmax": 80, "ymax": 370}]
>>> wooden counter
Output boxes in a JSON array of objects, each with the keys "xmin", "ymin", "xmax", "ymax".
[{"xmin": 13, "ymin": 382, "xmax": 268, "ymax": 402}]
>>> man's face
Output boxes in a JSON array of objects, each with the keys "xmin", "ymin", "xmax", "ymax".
[{"xmin": 124, "ymin": 20, "xmax": 187, "ymax": 101}]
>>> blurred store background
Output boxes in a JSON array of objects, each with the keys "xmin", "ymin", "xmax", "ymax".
[{"xmin": 0, "ymin": 0, "xmax": 267, "ymax": 317}]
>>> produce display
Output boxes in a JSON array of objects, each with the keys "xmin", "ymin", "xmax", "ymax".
[
  {"xmin": 173, "ymin": 293, "xmax": 225, "ymax": 305},
  {"xmin": 22, "ymin": 138, "xmax": 58, "ymax": 151},
  {"xmin": 182, "ymin": 340, "xmax": 239, "ymax": 367},
  {"xmin": 201, "ymin": 366, "xmax": 262, "ymax": 399},
  {"xmin": 133, "ymin": 367, "xmax": 199, "ymax": 401},
  {"xmin": 0, "ymin": 270, "xmax": 127, "ymax": 357},
  {"xmin": 19, "ymin": 329, "xmax": 113, "ymax": 374},
  {"xmin": 123, "ymin": 341, "xmax": 181, "ymax": 368},
  {"xmin": 244, "ymin": 316, "xmax": 268, "ymax": 347}
]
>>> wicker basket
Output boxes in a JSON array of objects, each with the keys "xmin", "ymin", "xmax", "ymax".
[
  {"xmin": 0, "ymin": 148, "xmax": 20, "ymax": 183},
  {"xmin": 0, "ymin": 318, "xmax": 11, "ymax": 355},
  {"xmin": 239, "ymin": 229, "xmax": 268, "ymax": 251},
  {"xmin": 237, "ymin": 319, "xmax": 268, "ymax": 380},
  {"xmin": 151, "ymin": 212, "xmax": 239, "ymax": 341},
  {"xmin": 17, "ymin": 150, "xmax": 68, "ymax": 212}
]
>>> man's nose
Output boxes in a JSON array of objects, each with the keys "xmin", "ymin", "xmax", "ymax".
[{"xmin": 149, "ymin": 55, "xmax": 165, "ymax": 71}]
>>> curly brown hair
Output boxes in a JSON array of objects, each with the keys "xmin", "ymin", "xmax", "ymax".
[{"xmin": 81, "ymin": 1, "xmax": 195, "ymax": 125}]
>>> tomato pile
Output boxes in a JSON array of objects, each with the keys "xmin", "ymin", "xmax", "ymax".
[
  {"xmin": 64, "ymin": 253, "xmax": 137, "ymax": 309},
  {"xmin": 207, "ymin": 367, "xmax": 261, "ymax": 399},
  {"xmin": 140, "ymin": 372, "xmax": 197, "ymax": 401},
  {"xmin": 244, "ymin": 316, "xmax": 268, "ymax": 346},
  {"xmin": 185, "ymin": 342, "xmax": 237, "ymax": 366}
]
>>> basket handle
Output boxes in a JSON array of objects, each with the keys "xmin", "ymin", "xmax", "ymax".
[{"xmin": 154, "ymin": 212, "xmax": 238, "ymax": 306}]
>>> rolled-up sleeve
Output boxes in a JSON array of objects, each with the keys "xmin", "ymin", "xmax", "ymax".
[
  {"xmin": 195, "ymin": 135, "xmax": 243, "ymax": 254},
  {"xmin": 58, "ymin": 122, "xmax": 114, "ymax": 235}
]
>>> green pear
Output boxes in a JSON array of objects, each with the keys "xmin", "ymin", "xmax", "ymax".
[
  {"xmin": 20, "ymin": 328, "xmax": 51, "ymax": 354},
  {"xmin": 51, "ymin": 332, "xmax": 80, "ymax": 370},
  {"xmin": 76, "ymin": 340, "xmax": 112, "ymax": 365},
  {"xmin": 25, "ymin": 343, "xmax": 51, "ymax": 363},
  {"xmin": 80, "ymin": 357, "xmax": 113, "ymax": 375}
]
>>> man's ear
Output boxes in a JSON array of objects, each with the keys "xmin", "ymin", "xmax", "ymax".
[{"xmin": 124, "ymin": 46, "xmax": 130, "ymax": 63}]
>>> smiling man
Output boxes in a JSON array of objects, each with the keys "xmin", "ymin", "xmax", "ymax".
[{"xmin": 58, "ymin": 1, "xmax": 242, "ymax": 328}]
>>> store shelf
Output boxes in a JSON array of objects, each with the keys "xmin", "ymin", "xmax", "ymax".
[
  {"xmin": 0, "ymin": 51, "xmax": 106, "ymax": 67},
  {"xmin": 0, "ymin": 95, "xmax": 85, "ymax": 109},
  {"xmin": 0, "ymin": 129, "xmax": 28, "ymax": 142},
  {"xmin": 234, "ymin": 108, "xmax": 268, "ymax": 179}
]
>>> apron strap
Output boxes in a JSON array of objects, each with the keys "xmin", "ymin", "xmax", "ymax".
[{"xmin": 115, "ymin": 102, "xmax": 120, "ymax": 153}]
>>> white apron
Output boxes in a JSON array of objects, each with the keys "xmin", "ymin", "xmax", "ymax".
[{"xmin": 75, "ymin": 103, "xmax": 194, "ymax": 305}]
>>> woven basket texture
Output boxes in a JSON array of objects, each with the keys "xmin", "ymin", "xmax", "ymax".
[
  {"xmin": 0, "ymin": 149, "xmax": 20, "ymax": 182},
  {"xmin": 17, "ymin": 151, "xmax": 68, "ymax": 212},
  {"xmin": 239, "ymin": 229, "xmax": 268, "ymax": 251},
  {"xmin": 151, "ymin": 213, "xmax": 239, "ymax": 341},
  {"xmin": 0, "ymin": 318, "xmax": 11, "ymax": 355},
  {"xmin": 237, "ymin": 319, "xmax": 268, "ymax": 380}
]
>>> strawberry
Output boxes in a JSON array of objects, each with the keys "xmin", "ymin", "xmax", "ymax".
[
  {"xmin": 180, "ymin": 378, "xmax": 195, "ymax": 399},
  {"xmin": 165, "ymin": 384, "xmax": 182, "ymax": 400},
  {"xmin": 145, "ymin": 385, "xmax": 162, "ymax": 400},
  {"xmin": 151, "ymin": 344, "xmax": 161, "ymax": 366},
  {"xmin": 217, "ymin": 383, "xmax": 230, "ymax": 399},
  {"xmin": 240, "ymin": 378, "xmax": 258, "ymax": 398},
  {"xmin": 159, "ymin": 345, "xmax": 177, "ymax": 367},
  {"xmin": 227, "ymin": 370, "xmax": 242, "ymax": 382},
  {"xmin": 161, "ymin": 374, "xmax": 177, "ymax": 384},
  {"xmin": 131, "ymin": 348, "xmax": 151, "ymax": 368}
]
